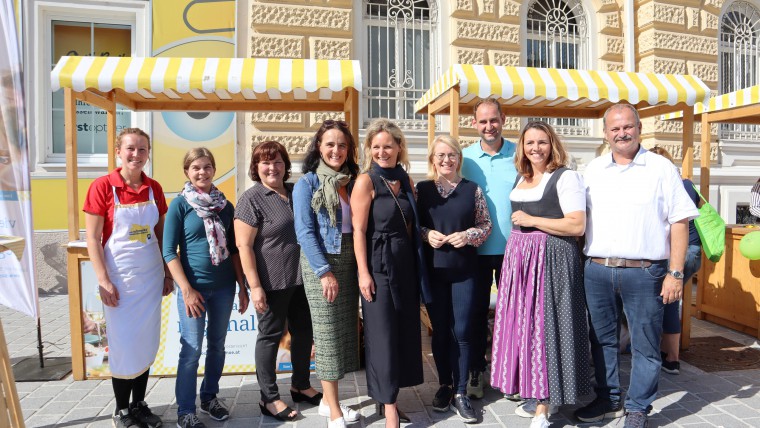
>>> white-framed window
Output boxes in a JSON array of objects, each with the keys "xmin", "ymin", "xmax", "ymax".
[
  {"xmin": 24, "ymin": 0, "xmax": 149, "ymax": 175},
  {"xmin": 719, "ymin": 0, "xmax": 760, "ymax": 141},
  {"xmin": 362, "ymin": 0, "xmax": 438, "ymax": 131},
  {"xmin": 523, "ymin": 0, "xmax": 590, "ymax": 136}
]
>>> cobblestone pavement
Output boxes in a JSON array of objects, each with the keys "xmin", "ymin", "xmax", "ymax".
[{"xmin": 3, "ymin": 295, "xmax": 760, "ymax": 427}]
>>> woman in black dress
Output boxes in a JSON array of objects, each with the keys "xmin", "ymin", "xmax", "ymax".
[{"xmin": 352, "ymin": 119, "xmax": 431, "ymax": 428}]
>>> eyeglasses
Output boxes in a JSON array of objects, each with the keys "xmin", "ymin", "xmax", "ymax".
[{"xmin": 434, "ymin": 153, "xmax": 459, "ymax": 161}]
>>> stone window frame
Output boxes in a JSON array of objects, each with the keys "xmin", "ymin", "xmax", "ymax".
[
  {"xmin": 520, "ymin": 0, "xmax": 593, "ymax": 137},
  {"xmin": 23, "ymin": 0, "xmax": 150, "ymax": 177},
  {"xmin": 360, "ymin": 0, "xmax": 440, "ymax": 132},
  {"xmin": 718, "ymin": 0, "xmax": 760, "ymax": 142}
]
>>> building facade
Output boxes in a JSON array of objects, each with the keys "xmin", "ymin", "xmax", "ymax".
[{"xmin": 19, "ymin": 0, "xmax": 760, "ymax": 291}]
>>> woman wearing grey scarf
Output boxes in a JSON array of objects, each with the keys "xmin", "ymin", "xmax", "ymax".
[{"xmin": 293, "ymin": 120, "xmax": 361, "ymax": 428}]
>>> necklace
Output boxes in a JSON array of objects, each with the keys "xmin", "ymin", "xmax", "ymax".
[{"xmin": 385, "ymin": 179, "xmax": 399, "ymax": 186}]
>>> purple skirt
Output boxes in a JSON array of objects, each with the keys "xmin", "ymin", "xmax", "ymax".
[{"xmin": 490, "ymin": 230, "xmax": 549, "ymax": 399}]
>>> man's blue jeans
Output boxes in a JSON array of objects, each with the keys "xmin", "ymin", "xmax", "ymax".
[
  {"xmin": 176, "ymin": 286, "xmax": 235, "ymax": 416},
  {"xmin": 584, "ymin": 259, "xmax": 666, "ymax": 413}
]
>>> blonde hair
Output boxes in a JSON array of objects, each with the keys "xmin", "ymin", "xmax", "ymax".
[
  {"xmin": 183, "ymin": 147, "xmax": 216, "ymax": 172},
  {"xmin": 514, "ymin": 121, "xmax": 568, "ymax": 178},
  {"xmin": 649, "ymin": 146, "xmax": 674, "ymax": 163},
  {"xmin": 361, "ymin": 119, "xmax": 410, "ymax": 172},
  {"xmin": 116, "ymin": 127, "xmax": 150, "ymax": 150},
  {"xmin": 427, "ymin": 135, "xmax": 463, "ymax": 179}
]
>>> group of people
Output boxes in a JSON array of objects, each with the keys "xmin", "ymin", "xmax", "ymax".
[{"xmin": 83, "ymin": 99, "xmax": 700, "ymax": 428}]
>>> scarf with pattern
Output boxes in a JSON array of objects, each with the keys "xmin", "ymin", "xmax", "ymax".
[{"xmin": 181, "ymin": 181, "xmax": 229, "ymax": 265}]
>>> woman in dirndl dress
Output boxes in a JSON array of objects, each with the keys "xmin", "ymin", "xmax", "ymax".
[{"xmin": 490, "ymin": 121, "xmax": 590, "ymax": 428}]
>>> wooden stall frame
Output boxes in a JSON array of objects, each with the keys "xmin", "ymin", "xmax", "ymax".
[
  {"xmin": 415, "ymin": 65, "xmax": 709, "ymax": 351},
  {"xmin": 58, "ymin": 57, "xmax": 362, "ymax": 380},
  {"xmin": 0, "ymin": 319, "xmax": 24, "ymax": 427}
]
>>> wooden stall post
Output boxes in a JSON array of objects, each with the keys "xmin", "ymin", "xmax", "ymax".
[
  {"xmin": 679, "ymin": 107, "xmax": 695, "ymax": 350},
  {"xmin": 64, "ymin": 89, "xmax": 86, "ymax": 380},
  {"xmin": 106, "ymin": 92, "xmax": 117, "ymax": 172},
  {"xmin": 449, "ymin": 86, "xmax": 460, "ymax": 141},
  {"xmin": 0, "ymin": 320, "xmax": 24, "ymax": 427},
  {"xmin": 345, "ymin": 88, "xmax": 360, "ymax": 142}
]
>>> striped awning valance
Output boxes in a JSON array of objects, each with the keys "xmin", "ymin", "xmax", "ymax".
[
  {"xmin": 415, "ymin": 64, "xmax": 710, "ymax": 117},
  {"xmin": 50, "ymin": 56, "xmax": 362, "ymax": 110}
]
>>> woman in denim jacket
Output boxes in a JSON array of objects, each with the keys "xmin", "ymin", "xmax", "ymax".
[{"xmin": 293, "ymin": 120, "xmax": 361, "ymax": 428}]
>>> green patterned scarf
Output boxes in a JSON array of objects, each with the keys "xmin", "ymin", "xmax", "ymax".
[{"xmin": 312, "ymin": 159, "xmax": 351, "ymax": 226}]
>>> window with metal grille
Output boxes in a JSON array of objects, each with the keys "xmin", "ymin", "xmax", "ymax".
[
  {"xmin": 525, "ymin": 0, "xmax": 589, "ymax": 136},
  {"xmin": 363, "ymin": 0, "xmax": 437, "ymax": 130},
  {"xmin": 719, "ymin": 1, "xmax": 760, "ymax": 141}
]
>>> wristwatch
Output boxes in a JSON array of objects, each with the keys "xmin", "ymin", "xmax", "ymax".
[{"xmin": 668, "ymin": 270, "xmax": 684, "ymax": 279}]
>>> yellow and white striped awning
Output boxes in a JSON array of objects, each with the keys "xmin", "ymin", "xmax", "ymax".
[
  {"xmin": 51, "ymin": 56, "xmax": 362, "ymax": 111},
  {"xmin": 661, "ymin": 85, "xmax": 760, "ymax": 121},
  {"xmin": 415, "ymin": 64, "xmax": 710, "ymax": 118}
]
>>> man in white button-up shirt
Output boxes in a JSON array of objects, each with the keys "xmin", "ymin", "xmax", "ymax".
[{"xmin": 574, "ymin": 104, "xmax": 699, "ymax": 428}]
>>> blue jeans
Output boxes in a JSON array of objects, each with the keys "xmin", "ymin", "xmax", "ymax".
[
  {"xmin": 662, "ymin": 245, "xmax": 702, "ymax": 334},
  {"xmin": 471, "ymin": 254, "xmax": 503, "ymax": 372},
  {"xmin": 584, "ymin": 259, "xmax": 666, "ymax": 413},
  {"xmin": 426, "ymin": 269, "xmax": 477, "ymax": 394},
  {"xmin": 176, "ymin": 286, "xmax": 235, "ymax": 416}
]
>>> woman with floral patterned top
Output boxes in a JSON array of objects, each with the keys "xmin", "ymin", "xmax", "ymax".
[{"xmin": 416, "ymin": 134, "xmax": 492, "ymax": 424}]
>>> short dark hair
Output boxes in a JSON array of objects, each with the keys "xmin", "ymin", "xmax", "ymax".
[
  {"xmin": 472, "ymin": 97, "xmax": 503, "ymax": 117},
  {"xmin": 249, "ymin": 140, "xmax": 291, "ymax": 182},
  {"xmin": 302, "ymin": 120, "xmax": 359, "ymax": 176}
]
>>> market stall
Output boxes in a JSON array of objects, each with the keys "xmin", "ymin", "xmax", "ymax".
[
  {"xmin": 415, "ymin": 64, "xmax": 711, "ymax": 349},
  {"xmin": 663, "ymin": 84, "xmax": 760, "ymax": 340},
  {"xmin": 51, "ymin": 56, "xmax": 362, "ymax": 380}
]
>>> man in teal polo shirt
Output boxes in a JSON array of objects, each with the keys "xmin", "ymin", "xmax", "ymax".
[{"xmin": 461, "ymin": 97, "xmax": 518, "ymax": 399}]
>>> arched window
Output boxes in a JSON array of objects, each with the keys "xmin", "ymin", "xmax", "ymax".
[
  {"xmin": 719, "ymin": 1, "xmax": 760, "ymax": 140},
  {"xmin": 525, "ymin": 0, "xmax": 589, "ymax": 136},
  {"xmin": 363, "ymin": 0, "xmax": 437, "ymax": 130}
]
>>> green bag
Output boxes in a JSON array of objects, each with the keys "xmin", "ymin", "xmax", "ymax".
[{"xmin": 692, "ymin": 184, "xmax": 726, "ymax": 263}]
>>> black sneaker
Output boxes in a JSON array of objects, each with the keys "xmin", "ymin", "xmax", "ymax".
[
  {"xmin": 113, "ymin": 408, "xmax": 146, "ymax": 428},
  {"xmin": 176, "ymin": 413, "xmax": 206, "ymax": 428},
  {"xmin": 661, "ymin": 352, "xmax": 680, "ymax": 375},
  {"xmin": 432, "ymin": 385, "xmax": 453, "ymax": 412},
  {"xmin": 129, "ymin": 402, "xmax": 162, "ymax": 428},
  {"xmin": 574, "ymin": 397, "xmax": 625, "ymax": 423},
  {"xmin": 623, "ymin": 411, "xmax": 648, "ymax": 428},
  {"xmin": 504, "ymin": 392, "xmax": 522, "ymax": 401},
  {"xmin": 466, "ymin": 370, "xmax": 484, "ymax": 399},
  {"xmin": 200, "ymin": 397, "xmax": 229, "ymax": 421},
  {"xmin": 451, "ymin": 394, "xmax": 478, "ymax": 424}
]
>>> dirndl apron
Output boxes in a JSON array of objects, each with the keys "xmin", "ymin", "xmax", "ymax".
[{"xmin": 103, "ymin": 186, "xmax": 164, "ymax": 379}]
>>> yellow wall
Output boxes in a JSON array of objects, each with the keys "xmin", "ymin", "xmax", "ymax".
[{"xmin": 31, "ymin": 0, "xmax": 237, "ymax": 231}]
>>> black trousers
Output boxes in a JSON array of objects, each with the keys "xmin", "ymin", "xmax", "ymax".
[{"xmin": 255, "ymin": 286, "xmax": 314, "ymax": 403}]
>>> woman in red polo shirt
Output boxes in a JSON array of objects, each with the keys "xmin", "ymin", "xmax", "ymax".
[{"xmin": 83, "ymin": 128, "xmax": 173, "ymax": 428}]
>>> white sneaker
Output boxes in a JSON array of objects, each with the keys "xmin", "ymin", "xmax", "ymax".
[
  {"xmin": 319, "ymin": 400, "xmax": 360, "ymax": 422},
  {"xmin": 327, "ymin": 416, "xmax": 346, "ymax": 428},
  {"xmin": 529, "ymin": 413, "xmax": 550, "ymax": 428},
  {"xmin": 515, "ymin": 400, "xmax": 558, "ymax": 418}
]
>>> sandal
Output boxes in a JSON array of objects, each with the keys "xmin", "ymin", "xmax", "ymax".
[
  {"xmin": 291, "ymin": 389, "xmax": 324, "ymax": 406},
  {"xmin": 260, "ymin": 402, "xmax": 298, "ymax": 421}
]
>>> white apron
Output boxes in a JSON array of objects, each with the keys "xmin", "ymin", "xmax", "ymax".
[{"xmin": 103, "ymin": 186, "xmax": 164, "ymax": 378}]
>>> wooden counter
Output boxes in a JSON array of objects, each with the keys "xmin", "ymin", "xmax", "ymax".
[{"xmin": 696, "ymin": 225, "xmax": 760, "ymax": 337}]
